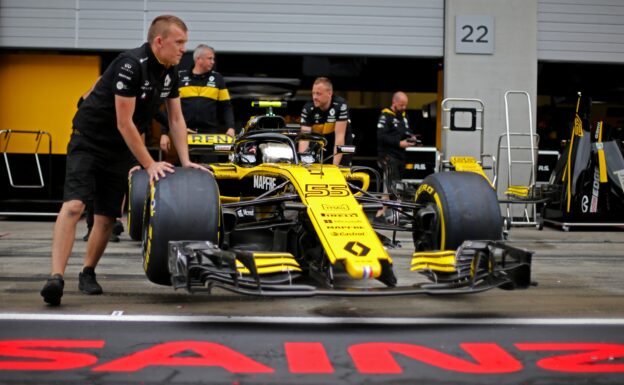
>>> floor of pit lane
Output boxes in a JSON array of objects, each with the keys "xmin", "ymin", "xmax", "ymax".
[
  {"xmin": 1, "ymin": 315, "xmax": 623, "ymax": 384},
  {"xmin": 1, "ymin": 218, "xmax": 623, "ymax": 384}
]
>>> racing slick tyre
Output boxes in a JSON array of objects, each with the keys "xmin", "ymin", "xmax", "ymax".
[
  {"xmin": 128, "ymin": 169, "xmax": 148, "ymax": 241},
  {"xmin": 413, "ymin": 171, "xmax": 502, "ymax": 251},
  {"xmin": 142, "ymin": 168, "xmax": 220, "ymax": 285}
]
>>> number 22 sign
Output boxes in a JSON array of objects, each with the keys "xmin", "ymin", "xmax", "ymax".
[{"xmin": 455, "ymin": 15, "xmax": 494, "ymax": 54}]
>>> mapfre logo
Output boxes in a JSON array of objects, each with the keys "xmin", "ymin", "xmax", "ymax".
[
  {"xmin": 322, "ymin": 204, "xmax": 349, "ymax": 211},
  {"xmin": 253, "ymin": 175, "xmax": 276, "ymax": 190}
]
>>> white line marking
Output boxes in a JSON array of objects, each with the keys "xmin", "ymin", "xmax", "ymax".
[{"xmin": 1, "ymin": 313, "xmax": 624, "ymax": 325}]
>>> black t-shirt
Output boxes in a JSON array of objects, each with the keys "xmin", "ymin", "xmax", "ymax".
[
  {"xmin": 377, "ymin": 108, "xmax": 411, "ymax": 160},
  {"xmin": 300, "ymin": 95, "xmax": 352, "ymax": 160},
  {"xmin": 73, "ymin": 43, "xmax": 179, "ymax": 146}
]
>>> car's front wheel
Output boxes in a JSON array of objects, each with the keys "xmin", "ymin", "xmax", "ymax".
[
  {"xmin": 412, "ymin": 171, "xmax": 502, "ymax": 251},
  {"xmin": 142, "ymin": 168, "xmax": 221, "ymax": 285},
  {"xmin": 127, "ymin": 169, "xmax": 148, "ymax": 241}
]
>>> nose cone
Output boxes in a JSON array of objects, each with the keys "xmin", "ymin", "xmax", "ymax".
[{"xmin": 343, "ymin": 257, "xmax": 381, "ymax": 279}]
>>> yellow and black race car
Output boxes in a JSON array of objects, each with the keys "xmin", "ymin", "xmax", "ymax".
[{"xmin": 128, "ymin": 102, "xmax": 532, "ymax": 297}]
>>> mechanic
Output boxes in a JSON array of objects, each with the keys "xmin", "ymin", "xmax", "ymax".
[
  {"xmin": 77, "ymin": 78, "xmax": 125, "ymax": 243},
  {"xmin": 375, "ymin": 91, "xmax": 419, "ymax": 223},
  {"xmin": 40, "ymin": 15, "xmax": 208, "ymax": 306},
  {"xmin": 158, "ymin": 44, "xmax": 235, "ymax": 158},
  {"xmin": 299, "ymin": 77, "xmax": 353, "ymax": 166}
]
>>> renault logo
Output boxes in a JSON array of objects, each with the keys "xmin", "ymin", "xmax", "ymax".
[{"xmin": 344, "ymin": 241, "xmax": 370, "ymax": 257}]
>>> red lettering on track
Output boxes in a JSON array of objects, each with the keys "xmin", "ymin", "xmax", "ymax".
[
  {"xmin": 285, "ymin": 342, "xmax": 334, "ymax": 373},
  {"xmin": 3, "ymin": 339, "xmax": 624, "ymax": 375},
  {"xmin": 516, "ymin": 343, "xmax": 624, "ymax": 373},
  {"xmin": 0, "ymin": 340, "xmax": 103, "ymax": 371},
  {"xmin": 349, "ymin": 343, "xmax": 523, "ymax": 374},
  {"xmin": 91, "ymin": 341, "xmax": 274, "ymax": 373}
]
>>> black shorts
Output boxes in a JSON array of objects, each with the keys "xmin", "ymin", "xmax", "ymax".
[
  {"xmin": 63, "ymin": 131, "xmax": 134, "ymax": 218},
  {"xmin": 378, "ymin": 154, "xmax": 405, "ymax": 194}
]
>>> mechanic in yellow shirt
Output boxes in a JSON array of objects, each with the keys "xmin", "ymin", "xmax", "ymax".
[{"xmin": 158, "ymin": 44, "xmax": 235, "ymax": 156}]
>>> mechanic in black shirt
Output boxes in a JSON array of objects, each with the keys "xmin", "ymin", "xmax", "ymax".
[
  {"xmin": 79, "ymin": 80, "xmax": 143, "ymax": 243},
  {"xmin": 40, "ymin": 15, "xmax": 208, "ymax": 306},
  {"xmin": 159, "ymin": 44, "xmax": 235, "ymax": 155},
  {"xmin": 76, "ymin": 78, "xmax": 125, "ymax": 243},
  {"xmin": 375, "ymin": 91, "xmax": 418, "ymax": 222},
  {"xmin": 299, "ymin": 77, "xmax": 352, "ymax": 165}
]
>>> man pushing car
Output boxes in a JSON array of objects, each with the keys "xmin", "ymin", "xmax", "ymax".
[{"xmin": 40, "ymin": 15, "xmax": 209, "ymax": 306}]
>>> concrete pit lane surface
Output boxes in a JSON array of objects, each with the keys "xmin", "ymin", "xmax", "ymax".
[{"xmin": 1, "ymin": 218, "xmax": 623, "ymax": 384}]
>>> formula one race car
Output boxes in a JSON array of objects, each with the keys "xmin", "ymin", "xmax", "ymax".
[{"xmin": 128, "ymin": 101, "xmax": 532, "ymax": 297}]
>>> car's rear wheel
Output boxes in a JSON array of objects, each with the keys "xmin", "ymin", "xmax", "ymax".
[
  {"xmin": 413, "ymin": 172, "xmax": 502, "ymax": 251},
  {"xmin": 142, "ymin": 168, "xmax": 221, "ymax": 285},
  {"xmin": 127, "ymin": 170, "xmax": 148, "ymax": 241}
]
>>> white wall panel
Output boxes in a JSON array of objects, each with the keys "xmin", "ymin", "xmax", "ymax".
[
  {"xmin": 4, "ymin": 0, "xmax": 624, "ymax": 63},
  {"xmin": 0, "ymin": 0, "xmax": 75, "ymax": 48},
  {"xmin": 0, "ymin": 0, "xmax": 444, "ymax": 57},
  {"xmin": 1, "ymin": 0, "xmax": 74, "ymax": 9},
  {"xmin": 0, "ymin": 8, "xmax": 75, "ymax": 18},
  {"xmin": 538, "ymin": 0, "xmax": 624, "ymax": 63}
]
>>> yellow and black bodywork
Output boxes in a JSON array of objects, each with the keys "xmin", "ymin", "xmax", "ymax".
[
  {"xmin": 137, "ymin": 105, "xmax": 532, "ymax": 297},
  {"xmin": 207, "ymin": 160, "xmax": 390, "ymax": 281}
]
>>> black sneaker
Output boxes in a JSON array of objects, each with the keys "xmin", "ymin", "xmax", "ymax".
[
  {"xmin": 41, "ymin": 274, "xmax": 64, "ymax": 306},
  {"xmin": 112, "ymin": 220, "xmax": 124, "ymax": 236},
  {"xmin": 78, "ymin": 267, "xmax": 103, "ymax": 295},
  {"xmin": 109, "ymin": 233, "xmax": 120, "ymax": 243}
]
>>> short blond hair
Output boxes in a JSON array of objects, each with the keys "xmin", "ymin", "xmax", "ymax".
[
  {"xmin": 147, "ymin": 15, "xmax": 188, "ymax": 44},
  {"xmin": 313, "ymin": 77, "xmax": 333, "ymax": 92}
]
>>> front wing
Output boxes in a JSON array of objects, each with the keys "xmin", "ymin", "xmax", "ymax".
[{"xmin": 168, "ymin": 240, "xmax": 533, "ymax": 297}]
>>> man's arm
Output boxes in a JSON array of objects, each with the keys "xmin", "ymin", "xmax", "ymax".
[
  {"xmin": 165, "ymin": 97, "xmax": 191, "ymax": 165},
  {"xmin": 332, "ymin": 120, "xmax": 347, "ymax": 166},
  {"xmin": 77, "ymin": 76, "xmax": 101, "ymax": 108},
  {"xmin": 217, "ymin": 88, "xmax": 235, "ymax": 137},
  {"xmin": 298, "ymin": 125, "xmax": 312, "ymax": 153},
  {"xmin": 115, "ymin": 95, "xmax": 173, "ymax": 181},
  {"xmin": 298, "ymin": 103, "xmax": 313, "ymax": 153},
  {"xmin": 154, "ymin": 107, "xmax": 172, "ymax": 153}
]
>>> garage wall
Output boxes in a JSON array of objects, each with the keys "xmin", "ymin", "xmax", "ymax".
[
  {"xmin": 0, "ymin": 0, "xmax": 78, "ymax": 48},
  {"xmin": 0, "ymin": 0, "xmax": 444, "ymax": 57},
  {"xmin": 5, "ymin": 0, "xmax": 624, "ymax": 62},
  {"xmin": 443, "ymin": 0, "xmax": 538, "ymax": 209},
  {"xmin": 538, "ymin": 0, "xmax": 624, "ymax": 63},
  {"xmin": 0, "ymin": 53, "xmax": 100, "ymax": 155}
]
